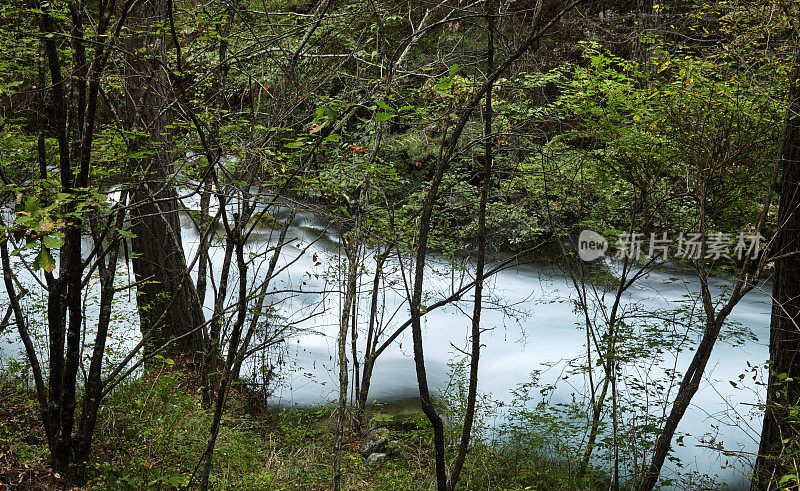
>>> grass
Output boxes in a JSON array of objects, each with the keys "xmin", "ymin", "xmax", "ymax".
[{"xmin": 0, "ymin": 365, "xmax": 610, "ymax": 490}]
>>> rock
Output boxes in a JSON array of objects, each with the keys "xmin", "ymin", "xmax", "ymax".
[
  {"xmin": 368, "ymin": 426, "xmax": 390, "ymax": 440},
  {"xmin": 366, "ymin": 452, "xmax": 387, "ymax": 467},
  {"xmin": 385, "ymin": 440, "xmax": 402, "ymax": 458},
  {"xmin": 360, "ymin": 436, "xmax": 387, "ymax": 458},
  {"xmin": 247, "ymin": 211, "xmax": 284, "ymax": 230}
]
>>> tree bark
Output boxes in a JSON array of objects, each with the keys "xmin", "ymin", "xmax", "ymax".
[
  {"xmin": 355, "ymin": 246, "xmax": 391, "ymax": 434},
  {"xmin": 124, "ymin": 0, "xmax": 204, "ymax": 357},
  {"xmin": 74, "ymin": 207, "xmax": 126, "ymax": 475},
  {"xmin": 333, "ymin": 240, "xmax": 359, "ymax": 491},
  {"xmin": 752, "ymin": 58, "xmax": 800, "ymax": 489}
]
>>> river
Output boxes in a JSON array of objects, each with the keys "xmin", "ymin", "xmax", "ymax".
[{"xmin": 0, "ymin": 199, "xmax": 771, "ymax": 490}]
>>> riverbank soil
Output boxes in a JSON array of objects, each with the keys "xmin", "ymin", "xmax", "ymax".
[{"xmin": 0, "ymin": 380, "xmax": 71, "ymax": 490}]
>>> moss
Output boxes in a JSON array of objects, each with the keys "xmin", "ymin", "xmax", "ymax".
[{"xmin": 248, "ymin": 211, "xmax": 284, "ymax": 230}]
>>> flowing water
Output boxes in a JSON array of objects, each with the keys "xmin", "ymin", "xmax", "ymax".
[
  {"xmin": 181, "ymin": 200, "xmax": 769, "ymax": 489},
  {"xmin": 0, "ymin": 199, "xmax": 771, "ymax": 489}
]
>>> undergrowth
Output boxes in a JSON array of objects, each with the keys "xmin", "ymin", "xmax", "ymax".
[{"xmin": 0, "ymin": 365, "xmax": 609, "ymax": 490}]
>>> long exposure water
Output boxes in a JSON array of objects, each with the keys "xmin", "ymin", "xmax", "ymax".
[{"xmin": 0, "ymin": 198, "xmax": 771, "ymax": 489}]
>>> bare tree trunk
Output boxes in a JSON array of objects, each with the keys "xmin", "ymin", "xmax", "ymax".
[
  {"xmin": 124, "ymin": 0, "xmax": 204, "ymax": 357},
  {"xmin": 38, "ymin": 9, "xmax": 71, "ymax": 456},
  {"xmin": 354, "ymin": 245, "xmax": 391, "ymax": 434},
  {"xmin": 21, "ymin": 0, "xmax": 136, "ymax": 472},
  {"xmin": 196, "ymin": 203, "xmax": 293, "ymax": 489},
  {"xmin": 40, "ymin": 5, "xmax": 91, "ymax": 469},
  {"xmin": 447, "ymin": 6, "xmax": 494, "ymax": 488},
  {"xmin": 333, "ymin": 243, "xmax": 359, "ymax": 490},
  {"xmin": 639, "ymin": 317, "xmax": 723, "ymax": 489},
  {"xmin": 200, "ymin": 230, "xmax": 247, "ymax": 491},
  {"xmin": 639, "ymin": 218, "xmax": 770, "ymax": 488},
  {"xmin": 73, "ymin": 205, "xmax": 127, "ymax": 474},
  {"xmin": 407, "ymin": 4, "xmax": 584, "ymax": 489},
  {"xmin": 752, "ymin": 57, "xmax": 800, "ymax": 490},
  {"xmin": 202, "ymin": 194, "xmax": 233, "ymax": 407},
  {"xmin": 581, "ymin": 376, "xmax": 609, "ymax": 473}
]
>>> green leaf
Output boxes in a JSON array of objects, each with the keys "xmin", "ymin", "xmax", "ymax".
[
  {"xmin": 42, "ymin": 233, "xmax": 64, "ymax": 249},
  {"xmin": 25, "ymin": 196, "xmax": 40, "ymax": 213},
  {"xmin": 375, "ymin": 112, "xmax": 393, "ymax": 122},
  {"xmin": 435, "ymin": 80, "xmax": 453, "ymax": 90},
  {"xmin": 375, "ymin": 100, "xmax": 394, "ymax": 112},
  {"xmin": 33, "ymin": 247, "xmax": 56, "ymax": 273}
]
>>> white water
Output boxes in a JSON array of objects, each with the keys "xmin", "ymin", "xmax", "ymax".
[
  {"xmin": 181, "ymin": 203, "xmax": 769, "ymax": 489},
  {"xmin": 0, "ymin": 202, "xmax": 771, "ymax": 489}
]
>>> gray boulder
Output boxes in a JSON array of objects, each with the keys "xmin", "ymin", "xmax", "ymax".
[
  {"xmin": 360, "ymin": 436, "xmax": 388, "ymax": 458},
  {"xmin": 366, "ymin": 452, "xmax": 387, "ymax": 467},
  {"xmin": 385, "ymin": 440, "xmax": 403, "ymax": 458}
]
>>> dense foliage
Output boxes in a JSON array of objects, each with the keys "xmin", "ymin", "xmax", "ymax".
[{"xmin": 0, "ymin": 0, "xmax": 798, "ymax": 489}]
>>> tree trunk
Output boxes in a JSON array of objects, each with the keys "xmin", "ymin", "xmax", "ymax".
[
  {"xmin": 73, "ymin": 208, "xmax": 126, "ymax": 475},
  {"xmin": 333, "ymin": 245, "xmax": 359, "ymax": 491},
  {"xmin": 447, "ymin": 7, "xmax": 494, "ymax": 487},
  {"xmin": 124, "ymin": 0, "xmax": 204, "ymax": 357},
  {"xmin": 355, "ymin": 246, "xmax": 391, "ymax": 434},
  {"xmin": 752, "ymin": 58, "xmax": 800, "ymax": 489}
]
